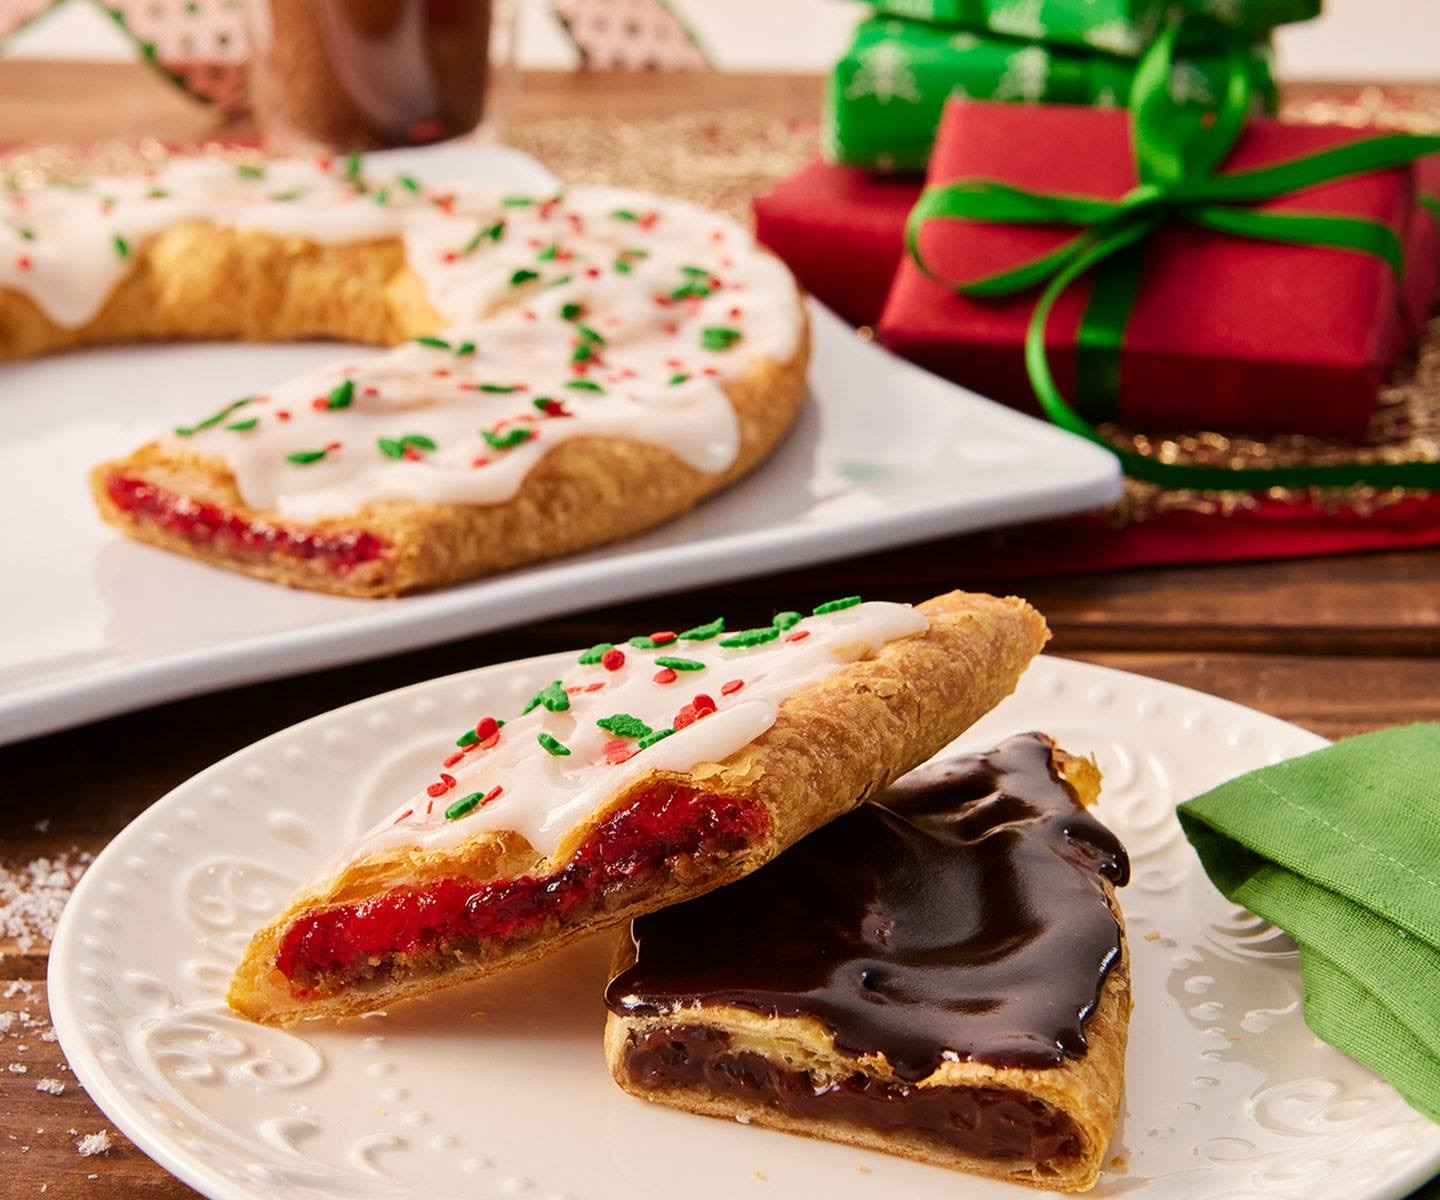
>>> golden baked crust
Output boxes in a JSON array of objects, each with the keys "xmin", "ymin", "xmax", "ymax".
[
  {"xmin": 602, "ymin": 748, "xmax": 1130, "ymax": 1194},
  {"xmin": 226, "ymin": 589, "xmax": 1049, "ymax": 1024},
  {"xmin": 4, "ymin": 220, "xmax": 808, "ymax": 596}
]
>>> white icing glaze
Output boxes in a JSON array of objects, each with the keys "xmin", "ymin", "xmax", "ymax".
[
  {"xmin": 1, "ymin": 158, "xmax": 803, "ymax": 521},
  {"xmin": 331, "ymin": 600, "xmax": 929, "ymax": 873}
]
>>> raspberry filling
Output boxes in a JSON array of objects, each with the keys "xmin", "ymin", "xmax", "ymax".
[
  {"xmin": 274, "ymin": 784, "xmax": 770, "ymax": 990},
  {"xmin": 104, "ymin": 474, "xmax": 390, "ymax": 575}
]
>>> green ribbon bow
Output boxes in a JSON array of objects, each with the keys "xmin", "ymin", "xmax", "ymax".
[{"xmin": 907, "ymin": 20, "xmax": 1440, "ymax": 492}]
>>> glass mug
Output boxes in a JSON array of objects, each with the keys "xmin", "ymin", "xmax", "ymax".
[{"xmin": 247, "ymin": 0, "xmax": 517, "ymax": 152}]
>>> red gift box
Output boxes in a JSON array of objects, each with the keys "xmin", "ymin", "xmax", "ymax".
[
  {"xmin": 879, "ymin": 101, "xmax": 1440, "ymax": 440},
  {"xmin": 754, "ymin": 161, "xmax": 921, "ymax": 328}
]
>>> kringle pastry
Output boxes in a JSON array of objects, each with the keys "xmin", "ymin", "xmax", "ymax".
[
  {"xmin": 604, "ymin": 732, "xmax": 1131, "ymax": 1194},
  {"xmin": 227, "ymin": 590, "xmax": 1048, "ymax": 1025},
  {"xmin": 0, "ymin": 156, "xmax": 807, "ymax": 595}
]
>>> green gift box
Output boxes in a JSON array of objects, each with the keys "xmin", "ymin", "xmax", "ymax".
[
  {"xmin": 824, "ymin": 17, "xmax": 1277, "ymax": 173},
  {"xmin": 866, "ymin": 0, "xmax": 1318, "ymax": 56}
]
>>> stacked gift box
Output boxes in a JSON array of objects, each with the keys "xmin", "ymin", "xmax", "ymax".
[{"xmin": 755, "ymin": 0, "xmax": 1440, "ymax": 445}]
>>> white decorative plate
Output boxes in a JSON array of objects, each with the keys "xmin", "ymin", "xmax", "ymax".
[
  {"xmin": 0, "ymin": 142, "xmax": 1121, "ymax": 746},
  {"xmin": 48, "ymin": 654, "xmax": 1440, "ymax": 1200}
]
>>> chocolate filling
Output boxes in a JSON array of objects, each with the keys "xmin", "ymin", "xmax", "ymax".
[
  {"xmin": 622, "ymin": 1025, "xmax": 1084, "ymax": 1164},
  {"xmin": 606, "ymin": 733, "xmax": 1129, "ymax": 1081}
]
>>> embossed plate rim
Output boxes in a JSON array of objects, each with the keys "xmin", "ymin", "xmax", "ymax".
[{"xmin": 48, "ymin": 653, "xmax": 1440, "ymax": 1200}]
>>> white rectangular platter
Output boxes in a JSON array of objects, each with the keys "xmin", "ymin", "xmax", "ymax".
[{"xmin": 0, "ymin": 143, "xmax": 1121, "ymax": 746}]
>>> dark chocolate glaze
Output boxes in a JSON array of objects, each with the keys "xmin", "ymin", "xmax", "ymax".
[
  {"xmin": 606, "ymin": 733, "xmax": 1129, "ymax": 1081},
  {"xmin": 622, "ymin": 1025, "xmax": 1083, "ymax": 1163}
]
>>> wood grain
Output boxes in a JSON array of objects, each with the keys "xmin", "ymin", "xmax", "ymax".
[{"xmin": 3, "ymin": 60, "xmax": 1440, "ymax": 1200}]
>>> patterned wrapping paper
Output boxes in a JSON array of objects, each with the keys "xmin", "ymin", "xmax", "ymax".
[
  {"xmin": 866, "ymin": 0, "xmax": 1319, "ymax": 56},
  {"xmin": 825, "ymin": 16, "xmax": 1276, "ymax": 171}
]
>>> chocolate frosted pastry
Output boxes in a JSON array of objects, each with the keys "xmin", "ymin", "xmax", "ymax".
[{"xmin": 604, "ymin": 733, "xmax": 1130, "ymax": 1193}]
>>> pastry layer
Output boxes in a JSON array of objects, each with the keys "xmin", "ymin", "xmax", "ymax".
[
  {"xmin": 227, "ymin": 590, "xmax": 1049, "ymax": 1024},
  {"xmin": 603, "ymin": 734, "xmax": 1131, "ymax": 1192}
]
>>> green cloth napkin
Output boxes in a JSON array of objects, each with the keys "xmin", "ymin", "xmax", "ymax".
[{"xmin": 1178, "ymin": 723, "xmax": 1440, "ymax": 1125}]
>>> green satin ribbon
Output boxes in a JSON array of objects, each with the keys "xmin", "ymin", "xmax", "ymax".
[{"xmin": 907, "ymin": 20, "xmax": 1440, "ymax": 491}]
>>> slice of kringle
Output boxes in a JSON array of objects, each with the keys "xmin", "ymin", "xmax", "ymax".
[
  {"xmin": 0, "ymin": 157, "xmax": 812, "ymax": 595},
  {"xmin": 227, "ymin": 590, "xmax": 1050, "ymax": 1025},
  {"xmin": 603, "ymin": 732, "xmax": 1131, "ymax": 1194}
]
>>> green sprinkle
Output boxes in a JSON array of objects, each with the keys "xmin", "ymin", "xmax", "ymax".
[
  {"xmin": 326, "ymin": 379, "xmax": 355, "ymax": 410},
  {"xmin": 680, "ymin": 618, "xmax": 725, "ymax": 641},
  {"xmin": 537, "ymin": 242, "xmax": 559, "ymax": 261},
  {"xmin": 456, "ymin": 729, "xmax": 479, "ymax": 747},
  {"xmin": 531, "ymin": 396, "xmax": 557, "ymax": 413},
  {"xmin": 611, "ymin": 209, "xmax": 639, "ymax": 222},
  {"xmin": 537, "ymin": 731, "xmax": 571, "ymax": 757},
  {"xmin": 235, "ymin": 163, "xmax": 265, "ymax": 179},
  {"xmin": 637, "ymin": 727, "xmax": 677, "ymax": 750},
  {"xmin": 147, "ymin": 187, "xmax": 171, "ymax": 199},
  {"xmin": 560, "ymin": 301, "xmax": 584, "ymax": 321},
  {"xmin": 372, "ymin": 187, "xmax": 391, "ymax": 206},
  {"xmin": 343, "ymin": 151, "xmax": 363, "ymax": 180},
  {"xmin": 112, "ymin": 234, "xmax": 130, "ymax": 259},
  {"xmin": 17, "ymin": 226, "xmax": 35, "ymax": 241},
  {"xmin": 565, "ymin": 379, "xmax": 604, "ymax": 393},
  {"xmin": 378, "ymin": 433, "xmax": 437, "ymax": 459},
  {"xmin": 655, "ymin": 656, "xmax": 705, "ymax": 671},
  {"xmin": 445, "ymin": 792, "xmax": 484, "ymax": 820},
  {"xmin": 479, "ymin": 383, "xmax": 518, "ymax": 393},
  {"xmin": 502, "ymin": 195, "xmax": 535, "ymax": 207},
  {"xmin": 414, "ymin": 335, "xmax": 451, "ymax": 350},
  {"xmin": 701, "ymin": 326, "xmax": 743, "ymax": 352},
  {"xmin": 571, "ymin": 342, "xmax": 595, "ymax": 364},
  {"xmin": 286, "ymin": 448, "xmax": 330, "ymax": 465},
  {"xmin": 463, "ymin": 220, "xmax": 505, "ymax": 254},
  {"xmin": 270, "ymin": 188, "xmax": 305, "ymax": 202},
  {"xmin": 576, "ymin": 324, "xmax": 606, "ymax": 345},
  {"xmin": 455, "ymin": 340, "xmax": 476, "ymax": 357},
  {"xmin": 772, "ymin": 611, "xmax": 803, "ymax": 631},
  {"xmin": 668, "ymin": 372, "xmax": 689, "ymax": 385},
  {"xmin": 545, "ymin": 274, "xmax": 573, "ymax": 290},
  {"xmin": 482, "ymin": 427, "xmax": 534, "ymax": 450},
  {"xmin": 681, "ymin": 265, "xmax": 711, "ymax": 279},
  {"xmin": 613, "ymin": 259, "xmax": 632, "ymax": 274},
  {"xmin": 510, "ymin": 268, "xmax": 540, "ymax": 286},
  {"xmin": 397, "ymin": 173, "xmax": 421, "ymax": 194},
  {"xmin": 522, "ymin": 680, "xmax": 570, "ymax": 714},
  {"xmin": 718, "ymin": 627, "xmax": 782, "ymax": 649},
  {"xmin": 224, "ymin": 418, "xmax": 258, "ymax": 432},
  {"xmin": 578, "ymin": 642, "xmax": 614, "ymax": 665},
  {"xmin": 814, "ymin": 595, "xmax": 863, "ymax": 615},
  {"xmin": 174, "ymin": 396, "xmax": 253, "ymax": 437},
  {"xmin": 597, "ymin": 714, "xmax": 653, "ymax": 739}
]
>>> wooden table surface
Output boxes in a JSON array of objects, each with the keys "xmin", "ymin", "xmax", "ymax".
[{"xmin": 3, "ymin": 61, "xmax": 1439, "ymax": 1199}]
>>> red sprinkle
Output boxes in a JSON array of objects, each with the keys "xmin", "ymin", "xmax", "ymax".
[
  {"xmin": 584, "ymin": 266, "xmax": 601, "ymax": 278},
  {"xmin": 638, "ymin": 211, "xmax": 659, "ymax": 230},
  {"xmin": 720, "ymin": 679, "xmax": 744, "ymax": 696},
  {"xmin": 542, "ymin": 399, "xmax": 570, "ymax": 418},
  {"xmin": 601, "ymin": 648, "xmax": 626, "ymax": 671},
  {"xmin": 653, "ymin": 668, "xmax": 678, "ymax": 685},
  {"xmin": 479, "ymin": 732, "xmax": 501, "ymax": 751},
  {"xmin": 482, "ymin": 785, "xmax": 504, "ymax": 806},
  {"xmin": 674, "ymin": 704, "xmax": 699, "ymax": 730},
  {"xmin": 693, "ymin": 692, "xmax": 717, "ymax": 714},
  {"xmin": 584, "ymin": 681, "xmax": 606, "ymax": 692},
  {"xmin": 604, "ymin": 739, "xmax": 636, "ymax": 765},
  {"xmin": 393, "ymin": 808, "xmax": 413, "ymax": 824},
  {"xmin": 471, "ymin": 456, "xmax": 490, "ymax": 468},
  {"xmin": 785, "ymin": 630, "xmax": 811, "ymax": 642},
  {"xmin": 363, "ymin": 386, "xmax": 380, "ymax": 397},
  {"xmin": 402, "ymin": 445, "xmax": 423, "ymax": 461},
  {"xmin": 426, "ymin": 774, "xmax": 456, "ymax": 798},
  {"xmin": 443, "ymin": 751, "xmax": 466, "ymax": 768},
  {"xmin": 565, "ymin": 685, "xmax": 585, "ymax": 695},
  {"xmin": 16, "ymin": 255, "xmax": 31, "ymax": 272},
  {"xmin": 649, "ymin": 630, "xmax": 677, "ymax": 644},
  {"xmin": 442, "ymin": 250, "xmax": 459, "ymax": 263},
  {"xmin": 275, "ymin": 409, "xmax": 292, "ymax": 421},
  {"xmin": 475, "ymin": 717, "xmax": 500, "ymax": 741},
  {"xmin": 311, "ymin": 396, "xmax": 329, "ymax": 410},
  {"xmin": 325, "ymin": 441, "xmax": 342, "ymax": 453}
]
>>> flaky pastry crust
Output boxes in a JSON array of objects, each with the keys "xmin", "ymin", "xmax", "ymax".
[
  {"xmin": 602, "ymin": 747, "xmax": 1129, "ymax": 1194},
  {"xmin": 227, "ymin": 590, "xmax": 1049, "ymax": 1025},
  {"xmin": 0, "ymin": 222, "xmax": 808, "ymax": 595}
]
